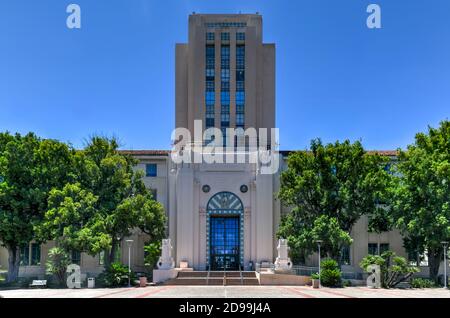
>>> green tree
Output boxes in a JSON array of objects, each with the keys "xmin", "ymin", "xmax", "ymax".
[
  {"xmin": 278, "ymin": 215, "xmax": 352, "ymax": 262},
  {"xmin": 392, "ymin": 120, "xmax": 450, "ymax": 282},
  {"xmin": 0, "ymin": 132, "xmax": 75, "ymax": 282},
  {"xmin": 37, "ymin": 137, "xmax": 166, "ymax": 268},
  {"xmin": 46, "ymin": 247, "xmax": 71, "ymax": 286},
  {"xmin": 278, "ymin": 139, "xmax": 391, "ymax": 262}
]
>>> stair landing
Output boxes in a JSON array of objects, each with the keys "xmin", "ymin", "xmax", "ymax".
[{"xmin": 164, "ymin": 271, "xmax": 260, "ymax": 286}]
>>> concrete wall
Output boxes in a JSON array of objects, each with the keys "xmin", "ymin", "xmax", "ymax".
[
  {"xmin": 176, "ymin": 14, "xmax": 275, "ymax": 143},
  {"xmin": 0, "ymin": 245, "xmax": 8, "ymax": 272}
]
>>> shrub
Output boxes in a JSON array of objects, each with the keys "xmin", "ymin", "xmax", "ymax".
[
  {"xmin": 320, "ymin": 259, "xmax": 342, "ymax": 287},
  {"xmin": 343, "ymin": 280, "xmax": 352, "ymax": 287},
  {"xmin": 144, "ymin": 241, "xmax": 161, "ymax": 270},
  {"xmin": 46, "ymin": 247, "xmax": 71, "ymax": 287},
  {"xmin": 311, "ymin": 272, "xmax": 320, "ymax": 280},
  {"xmin": 360, "ymin": 250, "xmax": 419, "ymax": 289},
  {"xmin": 97, "ymin": 262, "xmax": 136, "ymax": 287},
  {"xmin": 410, "ymin": 278, "xmax": 436, "ymax": 289}
]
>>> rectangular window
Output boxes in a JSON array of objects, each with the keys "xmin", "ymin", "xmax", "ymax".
[
  {"xmin": 145, "ymin": 164, "xmax": 157, "ymax": 177},
  {"xmin": 206, "ymin": 45, "xmax": 215, "ymax": 67},
  {"xmin": 206, "ymin": 81, "xmax": 215, "ymax": 92},
  {"xmin": 221, "ymin": 45, "xmax": 230, "ymax": 69},
  {"xmin": 236, "ymin": 81, "xmax": 245, "ymax": 92},
  {"xmin": 221, "ymin": 112, "xmax": 230, "ymax": 125},
  {"xmin": 31, "ymin": 243, "xmax": 41, "ymax": 266},
  {"xmin": 20, "ymin": 244, "xmax": 30, "ymax": 266},
  {"xmin": 221, "ymin": 69, "xmax": 230, "ymax": 82},
  {"xmin": 236, "ymin": 70, "xmax": 245, "ymax": 82},
  {"xmin": 221, "ymin": 91, "xmax": 230, "ymax": 105},
  {"xmin": 379, "ymin": 243, "xmax": 389, "ymax": 254},
  {"xmin": 236, "ymin": 92, "xmax": 245, "ymax": 106},
  {"xmin": 236, "ymin": 114, "xmax": 245, "ymax": 127},
  {"xmin": 341, "ymin": 245, "xmax": 351, "ymax": 265},
  {"xmin": 206, "ymin": 32, "xmax": 215, "ymax": 41},
  {"xmin": 236, "ymin": 45, "xmax": 245, "ymax": 67},
  {"xmin": 221, "ymin": 32, "xmax": 230, "ymax": 41},
  {"xmin": 205, "ymin": 91, "xmax": 215, "ymax": 105},
  {"xmin": 99, "ymin": 251, "xmax": 105, "ymax": 265},
  {"xmin": 71, "ymin": 250, "xmax": 81, "ymax": 265},
  {"xmin": 236, "ymin": 32, "xmax": 245, "ymax": 41},
  {"xmin": 368, "ymin": 243, "xmax": 378, "ymax": 255},
  {"xmin": 206, "ymin": 44, "xmax": 216, "ymax": 126}
]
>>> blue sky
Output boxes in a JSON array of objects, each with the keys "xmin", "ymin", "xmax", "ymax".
[{"xmin": 0, "ymin": 0, "xmax": 449, "ymax": 151}]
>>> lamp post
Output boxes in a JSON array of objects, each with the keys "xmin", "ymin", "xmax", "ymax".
[
  {"xmin": 126, "ymin": 239, "xmax": 133, "ymax": 287},
  {"xmin": 316, "ymin": 240, "xmax": 323, "ymax": 288},
  {"xmin": 441, "ymin": 241, "xmax": 448, "ymax": 289}
]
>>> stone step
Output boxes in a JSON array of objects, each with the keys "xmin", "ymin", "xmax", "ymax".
[
  {"xmin": 177, "ymin": 271, "xmax": 257, "ymax": 279},
  {"xmin": 164, "ymin": 272, "xmax": 260, "ymax": 286},
  {"xmin": 177, "ymin": 271, "xmax": 208, "ymax": 278}
]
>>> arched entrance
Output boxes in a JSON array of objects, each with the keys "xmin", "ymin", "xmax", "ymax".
[{"xmin": 206, "ymin": 192, "xmax": 244, "ymax": 270}]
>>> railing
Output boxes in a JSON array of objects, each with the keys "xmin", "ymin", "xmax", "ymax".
[
  {"xmin": 206, "ymin": 265, "xmax": 211, "ymax": 285},
  {"xmin": 291, "ymin": 265, "xmax": 319, "ymax": 276},
  {"xmin": 255, "ymin": 264, "xmax": 364, "ymax": 281},
  {"xmin": 255, "ymin": 262, "xmax": 275, "ymax": 273},
  {"xmin": 239, "ymin": 264, "xmax": 243, "ymax": 285}
]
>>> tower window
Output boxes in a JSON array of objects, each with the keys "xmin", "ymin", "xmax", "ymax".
[
  {"xmin": 146, "ymin": 164, "xmax": 157, "ymax": 177},
  {"xmin": 221, "ymin": 32, "xmax": 230, "ymax": 41}
]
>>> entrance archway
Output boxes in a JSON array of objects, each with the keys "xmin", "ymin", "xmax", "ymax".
[{"xmin": 206, "ymin": 192, "xmax": 244, "ymax": 270}]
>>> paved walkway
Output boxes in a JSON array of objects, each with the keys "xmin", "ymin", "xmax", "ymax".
[{"xmin": 1, "ymin": 286, "xmax": 450, "ymax": 298}]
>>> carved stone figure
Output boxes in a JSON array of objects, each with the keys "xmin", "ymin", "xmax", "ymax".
[
  {"xmin": 274, "ymin": 238, "xmax": 293, "ymax": 271},
  {"xmin": 157, "ymin": 239, "xmax": 175, "ymax": 270}
]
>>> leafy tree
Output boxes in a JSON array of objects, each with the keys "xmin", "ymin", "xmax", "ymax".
[
  {"xmin": 360, "ymin": 251, "xmax": 419, "ymax": 288},
  {"xmin": 392, "ymin": 120, "xmax": 450, "ymax": 282},
  {"xmin": 46, "ymin": 247, "xmax": 71, "ymax": 286},
  {"xmin": 0, "ymin": 132, "xmax": 75, "ymax": 282},
  {"xmin": 278, "ymin": 139, "xmax": 391, "ymax": 262},
  {"xmin": 144, "ymin": 241, "xmax": 161, "ymax": 270},
  {"xmin": 37, "ymin": 137, "xmax": 166, "ymax": 268},
  {"xmin": 278, "ymin": 215, "xmax": 352, "ymax": 263}
]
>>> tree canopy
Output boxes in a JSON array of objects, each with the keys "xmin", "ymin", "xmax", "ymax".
[
  {"xmin": 278, "ymin": 139, "xmax": 391, "ymax": 262},
  {"xmin": 0, "ymin": 132, "xmax": 75, "ymax": 282},
  {"xmin": 36, "ymin": 137, "xmax": 166, "ymax": 267},
  {"xmin": 392, "ymin": 120, "xmax": 450, "ymax": 282}
]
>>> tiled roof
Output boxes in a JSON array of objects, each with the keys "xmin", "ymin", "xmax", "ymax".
[
  {"xmin": 119, "ymin": 150, "xmax": 398, "ymax": 157},
  {"xmin": 280, "ymin": 150, "xmax": 398, "ymax": 156},
  {"xmin": 118, "ymin": 150, "xmax": 170, "ymax": 156}
]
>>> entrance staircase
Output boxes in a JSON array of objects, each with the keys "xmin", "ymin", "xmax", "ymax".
[{"xmin": 164, "ymin": 270, "xmax": 259, "ymax": 286}]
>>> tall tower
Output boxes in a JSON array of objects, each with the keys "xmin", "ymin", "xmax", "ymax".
[{"xmin": 175, "ymin": 14, "xmax": 275, "ymax": 146}]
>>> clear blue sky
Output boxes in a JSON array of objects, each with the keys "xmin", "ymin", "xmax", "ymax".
[{"xmin": 1, "ymin": 0, "xmax": 449, "ymax": 151}]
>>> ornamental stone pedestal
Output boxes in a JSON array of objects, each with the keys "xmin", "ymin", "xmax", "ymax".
[
  {"xmin": 153, "ymin": 239, "xmax": 177, "ymax": 283},
  {"xmin": 274, "ymin": 238, "xmax": 293, "ymax": 272}
]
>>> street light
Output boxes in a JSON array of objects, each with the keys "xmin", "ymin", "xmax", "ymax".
[
  {"xmin": 316, "ymin": 240, "xmax": 323, "ymax": 288},
  {"xmin": 441, "ymin": 241, "xmax": 448, "ymax": 289},
  {"xmin": 126, "ymin": 239, "xmax": 134, "ymax": 287}
]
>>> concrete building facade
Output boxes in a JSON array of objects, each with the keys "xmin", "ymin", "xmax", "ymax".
[{"xmin": 0, "ymin": 14, "xmax": 439, "ymax": 281}]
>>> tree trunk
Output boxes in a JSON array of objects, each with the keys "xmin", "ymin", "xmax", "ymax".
[
  {"xmin": 428, "ymin": 249, "xmax": 442, "ymax": 284},
  {"xmin": 6, "ymin": 246, "xmax": 20, "ymax": 283},
  {"xmin": 104, "ymin": 239, "xmax": 118, "ymax": 269}
]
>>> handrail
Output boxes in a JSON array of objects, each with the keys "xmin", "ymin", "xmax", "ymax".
[
  {"xmin": 206, "ymin": 265, "xmax": 210, "ymax": 285},
  {"xmin": 223, "ymin": 262, "xmax": 226, "ymax": 286},
  {"xmin": 239, "ymin": 264, "xmax": 244, "ymax": 285}
]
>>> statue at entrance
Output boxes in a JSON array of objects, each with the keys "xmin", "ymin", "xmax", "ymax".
[
  {"xmin": 274, "ymin": 238, "xmax": 293, "ymax": 272},
  {"xmin": 157, "ymin": 239, "xmax": 175, "ymax": 270}
]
